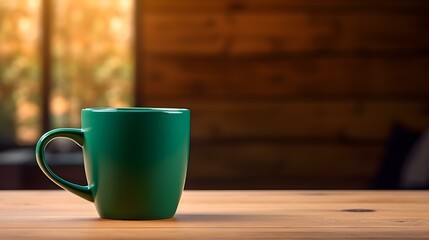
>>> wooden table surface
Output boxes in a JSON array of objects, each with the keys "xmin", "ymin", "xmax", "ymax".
[{"xmin": 0, "ymin": 190, "xmax": 428, "ymax": 239}]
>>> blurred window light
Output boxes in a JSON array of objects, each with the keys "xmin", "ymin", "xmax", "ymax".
[
  {"xmin": 0, "ymin": 0, "xmax": 42, "ymax": 145},
  {"xmin": 0, "ymin": 0, "xmax": 134, "ymax": 145},
  {"xmin": 50, "ymin": 0, "xmax": 134, "ymax": 128}
]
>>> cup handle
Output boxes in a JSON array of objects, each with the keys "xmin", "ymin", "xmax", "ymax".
[{"xmin": 35, "ymin": 128, "xmax": 94, "ymax": 202}]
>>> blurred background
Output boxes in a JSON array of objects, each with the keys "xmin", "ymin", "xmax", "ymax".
[{"xmin": 0, "ymin": 0, "xmax": 428, "ymax": 190}]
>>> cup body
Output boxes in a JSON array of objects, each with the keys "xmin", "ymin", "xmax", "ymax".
[
  {"xmin": 36, "ymin": 107, "xmax": 190, "ymax": 220},
  {"xmin": 82, "ymin": 108, "xmax": 190, "ymax": 219}
]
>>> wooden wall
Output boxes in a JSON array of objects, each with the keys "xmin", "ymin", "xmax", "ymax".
[{"xmin": 136, "ymin": 0, "xmax": 429, "ymax": 189}]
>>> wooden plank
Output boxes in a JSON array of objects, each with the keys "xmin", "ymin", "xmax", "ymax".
[
  {"xmin": 141, "ymin": 13, "xmax": 429, "ymax": 55},
  {"xmin": 141, "ymin": 57, "xmax": 429, "ymax": 98},
  {"xmin": 142, "ymin": 0, "xmax": 429, "ymax": 13},
  {"xmin": 186, "ymin": 177, "xmax": 373, "ymax": 189},
  {"xmin": 1, "ymin": 191, "xmax": 429, "ymax": 239},
  {"xmin": 2, "ymin": 228, "xmax": 429, "ymax": 240},
  {"xmin": 185, "ymin": 142, "xmax": 382, "ymax": 189},
  {"xmin": 144, "ymin": 100, "xmax": 429, "ymax": 141},
  {"xmin": 188, "ymin": 142, "xmax": 381, "ymax": 179}
]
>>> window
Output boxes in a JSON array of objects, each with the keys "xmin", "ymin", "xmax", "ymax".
[{"xmin": 0, "ymin": 0, "xmax": 134, "ymax": 146}]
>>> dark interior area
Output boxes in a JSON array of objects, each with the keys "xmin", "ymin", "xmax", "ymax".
[{"xmin": 1, "ymin": 0, "xmax": 428, "ymax": 190}]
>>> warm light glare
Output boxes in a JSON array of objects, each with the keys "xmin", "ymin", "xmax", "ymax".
[
  {"xmin": 0, "ymin": 0, "xmax": 134, "ymax": 144},
  {"xmin": 50, "ymin": 0, "xmax": 134, "ymax": 128},
  {"xmin": 0, "ymin": 0, "xmax": 41, "ymax": 144}
]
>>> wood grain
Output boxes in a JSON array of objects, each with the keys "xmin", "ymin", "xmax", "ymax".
[
  {"xmin": 146, "ymin": 100, "xmax": 429, "ymax": 141},
  {"xmin": 186, "ymin": 143, "xmax": 382, "ymax": 189},
  {"xmin": 188, "ymin": 143, "xmax": 381, "ymax": 179},
  {"xmin": 142, "ymin": 57, "xmax": 429, "ymax": 98},
  {"xmin": 136, "ymin": 0, "xmax": 429, "ymax": 189},
  {"xmin": 142, "ymin": 13, "xmax": 429, "ymax": 55},
  {"xmin": 142, "ymin": 0, "xmax": 429, "ymax": 12},
  {"xmin": 0, "ymin": 190, "xmax": 428, "ymax": 239}
]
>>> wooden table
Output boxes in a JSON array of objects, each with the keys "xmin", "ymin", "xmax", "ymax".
[{"xmin": 0, "ymin": 190, "xmax": 428, "ymax": 239}]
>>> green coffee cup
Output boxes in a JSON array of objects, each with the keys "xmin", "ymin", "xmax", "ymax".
[{"xmin": 35, "ymin": 107, "xmax": 190, "ymax": 220}]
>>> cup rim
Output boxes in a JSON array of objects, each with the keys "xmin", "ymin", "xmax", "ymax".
[{"xmin": 82, "ymin": 107, "xmax": 189, "ymax": 113}]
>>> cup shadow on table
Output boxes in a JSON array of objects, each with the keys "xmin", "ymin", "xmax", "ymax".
[
  {"xmin": 58, "ymin": 214, "xmax": 269, "ymax": 223},
  {"xmin": 169, "ymin": 213, "xmax": 262, "ymax": 222}
]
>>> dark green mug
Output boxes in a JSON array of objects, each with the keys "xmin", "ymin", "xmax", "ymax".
[{"xmin": 35, "ymin": 107, "xmax": 190, "ymax": 220}]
